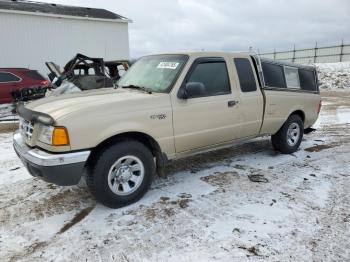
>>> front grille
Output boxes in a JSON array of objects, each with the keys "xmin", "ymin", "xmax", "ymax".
[{"xmin": 19, "ymin": 117, "xmax": 34, "ymax": 141}]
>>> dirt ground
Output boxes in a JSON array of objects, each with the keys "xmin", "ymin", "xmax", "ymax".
[
  {"xmin": 0, "ymin": 91, "xmax": 349, "ymax": 261},
  {"xmin": 0, "ymin": 122, "xmax": 18, "ymax": 134}
]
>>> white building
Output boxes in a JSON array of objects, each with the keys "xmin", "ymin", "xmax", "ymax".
[{"xmin": 0, "ymin": 0, "xmax": 130, "ymax": 75}]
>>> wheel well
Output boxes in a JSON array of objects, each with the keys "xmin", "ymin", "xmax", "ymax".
[
  {"xmin": 91, "ymin": 132, "xmax": 161, "ymax": 160},
  {"xmin": 290, "ymin": 110, "xmax": 305, "ymax": 123},
  {"xmin": 86, "ymin": 132, "xmax": 168, "ymax": 176}
]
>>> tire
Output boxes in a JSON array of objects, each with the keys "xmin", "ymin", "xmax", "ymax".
[
  {"xmin": 271, "ymin": 114, "xmax": 304, "ymax": 154},
  {"xmin": 86, "ymin": 140, "xmax": 155, "ymax": 208}
]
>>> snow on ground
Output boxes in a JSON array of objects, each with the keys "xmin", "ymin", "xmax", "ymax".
[
  {"xmin": 316, "ymin": 62, "xmax": 350, "ymax": 89},
  {"xmin": 0, "ymin": 92, "xmax": 350, "ymax": 262},
  {"xmin": 0, "ymin": 104, "xmax": 17, "ymax": 121}
]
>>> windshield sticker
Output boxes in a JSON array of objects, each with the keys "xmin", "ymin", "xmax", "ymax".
[{"xmin": 157, "ymin": 62, "xmax": 180, "ymax": 70}]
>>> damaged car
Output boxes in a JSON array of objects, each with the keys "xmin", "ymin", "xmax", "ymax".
[
  {"xmin": 0, "ymin": 68, "xmax": 49, "ymax": 104},
  {"xmin": 46, "ymin": 53, "xmax": 129, "ymax": 96},
  {"xmin": 7, "ymin": 54, "xmax": 129, "ymax": 102}
]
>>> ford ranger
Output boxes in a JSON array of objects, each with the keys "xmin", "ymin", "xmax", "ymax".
[{"xmin": 13, "ymin": 52, "xmax": 321, "ymax": 208}]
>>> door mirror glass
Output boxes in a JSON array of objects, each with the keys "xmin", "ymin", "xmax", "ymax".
[
  {"xmin": 178, "ymin": 82, "xmax": 205, "ymax": 99},
  {"xmin": 186, "ymin": 82, "xmax": 206, "ymax": 98}
]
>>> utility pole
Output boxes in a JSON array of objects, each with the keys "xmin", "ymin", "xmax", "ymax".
[
  {"xmin": 340, "ymin": 39, "xmax": 344, "ymax": 62},
  {"xmin": 314, "ymin": 41, "xmax": 318, "ymax": 63},
  {"xmin": 292, "ymin": 44, "xmax": 296, "ymax": 62}
]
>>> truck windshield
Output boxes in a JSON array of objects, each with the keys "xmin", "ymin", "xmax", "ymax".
[{"xmin": 118, "ymin": 54, "xmax": 188, "ymax": 93}]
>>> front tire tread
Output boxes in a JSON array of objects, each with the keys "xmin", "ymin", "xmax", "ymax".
[{"xmin": 86, "ymin": 140, "xmax": 155, "ymax": 208}]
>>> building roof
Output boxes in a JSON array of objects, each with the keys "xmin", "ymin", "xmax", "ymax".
[{"xmin": 0, "ymin": 0, "xmax": 130, "ymax": 21}]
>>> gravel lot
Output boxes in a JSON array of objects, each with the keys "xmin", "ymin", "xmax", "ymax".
[{"xmin": 0, "ymin": 91, "xmax": 349, "ymax": 262}]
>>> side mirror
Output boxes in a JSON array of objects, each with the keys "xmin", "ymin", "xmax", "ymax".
[
  {"xmin": 53, "ymin": 77, "xmax": 62, "ymax": 87},
  {"xmin": 178, "ymin": 82, "xmax": 205, "ymax": 99}
]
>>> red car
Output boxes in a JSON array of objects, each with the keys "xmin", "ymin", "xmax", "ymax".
[{"xmin": 0, "ymin": 68, "xmax": 49, "ymax": 104}]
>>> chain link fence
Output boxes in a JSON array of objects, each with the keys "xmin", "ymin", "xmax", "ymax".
[{"xmin": 260, "ymin": 41, "xmax": 350, "ymax": 64}]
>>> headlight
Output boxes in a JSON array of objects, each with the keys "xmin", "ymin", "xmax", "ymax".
[
  {"xmin": 38, "ymin": 125, "xmax": 54, "ymax": 144},
  {"xmin": 38, "ymin": 125, "xmax": 70, "ymax": 146}
]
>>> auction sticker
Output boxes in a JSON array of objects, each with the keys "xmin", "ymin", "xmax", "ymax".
[{"xmin": 157, "ymin": 62, "xmax": 179, "ymax": 69}]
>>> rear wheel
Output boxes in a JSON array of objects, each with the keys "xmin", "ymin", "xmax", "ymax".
[
  {"xmin": 87, "ymin": 140, "xmax": 155, "ymax": 208},
  {"xmin": 271, "ymin": 114, "xmax": 304, "ymax": 154}
]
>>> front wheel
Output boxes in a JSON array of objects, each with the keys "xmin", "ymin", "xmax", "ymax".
[
  {"xmin": 87, "ymin": 140, "xmax": 155, "ymax": 208},
  {"xmin": 271, "ymin": 114, "xmax": 304, "ymax": 154}
]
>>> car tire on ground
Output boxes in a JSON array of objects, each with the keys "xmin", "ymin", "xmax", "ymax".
[
  {"xmin": 271, "ymin": 114, "xmax": 304, "ymax": 154},
  {"xmin": 86, "ymin": 140, "xmax": 155, "ymax": 208}
]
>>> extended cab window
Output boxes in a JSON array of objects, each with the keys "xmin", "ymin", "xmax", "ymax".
[
  {"xmin": 262, "ymin": 62, "xmax": 286, "ymax": 88},
  {"xmin": 186, "ymin": 61, "xmax": 231, "ymax": 98},
  {"xmin": 299, "ymin": 69, "xmax": 317, "ymax": 91},
  {"xmin": 0, "ymin": 72, "xmax": 21, "ymax": 83},
  {"xmin": 284, "ymin": 66, "xmax": 300, "ymax": 89},
  {"xmin": 234, "ymin": 58, "xmax": 257, "ymax": 92}
]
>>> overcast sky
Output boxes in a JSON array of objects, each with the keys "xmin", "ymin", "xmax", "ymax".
[{"xmin": 40, "ymin": 0, "xmax": 350, "ymax": 58}]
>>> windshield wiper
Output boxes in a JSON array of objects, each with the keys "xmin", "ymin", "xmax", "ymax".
[{"xmin": 121, "ymin": 85, "xmax": 153, "ymax": 94}]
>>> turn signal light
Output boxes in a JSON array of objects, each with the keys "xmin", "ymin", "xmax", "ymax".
[
  {"xmin": 40, "ymin": 80, "xmax": 50, "ymax": 86},
  {"xmin": 52, "ymin": 127, "xmax": 70, "ymax": 146}
]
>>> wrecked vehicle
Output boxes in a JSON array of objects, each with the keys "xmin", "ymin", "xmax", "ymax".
[
  {"xmin": 3, "ymin": 54, "xmax": 128, "ymax": 103},
  {"xmin": 0, "ymin": 68, "xmax": 49, "ymax": 104},
  {"xmin": 46, "ymin": 53, "xmax": 129, "ymax": 95},
  {"xmin": 11, "ymin": 86, "xmax": 47, "ymax": 102},
  {"xmin": 13, "ymin": 52, "xmax": 321, "ymax": 208},
  {"xmin": 0, "ymin": 68, "xmax": 48, "ymax": 119},
  {"xmin": 1, "ymin": 55, "xmax": 129, "ymax": 118}
]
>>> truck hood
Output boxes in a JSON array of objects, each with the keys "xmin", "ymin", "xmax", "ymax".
[{"xmin": 25, "ymin": 88, "xmax": 168, "ymax": 121}]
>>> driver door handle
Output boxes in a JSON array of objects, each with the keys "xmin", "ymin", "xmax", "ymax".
[{"xmin": 228, "ymin": 100, "xmax": 239, "ymax": 107}]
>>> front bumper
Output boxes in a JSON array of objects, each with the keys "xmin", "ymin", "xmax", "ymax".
[{"xmin": 13, "ymin": 132, "xmax": 90, "ymax": 186}]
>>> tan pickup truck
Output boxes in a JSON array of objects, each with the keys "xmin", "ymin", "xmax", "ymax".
[{"xmin": 13, "ymin": 52, "xmax": 321, "ymax": 208}]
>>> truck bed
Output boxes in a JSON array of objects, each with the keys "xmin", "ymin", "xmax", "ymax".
[{"xmin": 251, "ymin": 56, "xmax": 321, "ymax": 135}]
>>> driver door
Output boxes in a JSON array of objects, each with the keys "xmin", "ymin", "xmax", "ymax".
[{"xmin": 172, "ymin": 57, "xmax": 242, "ymax": 153}]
